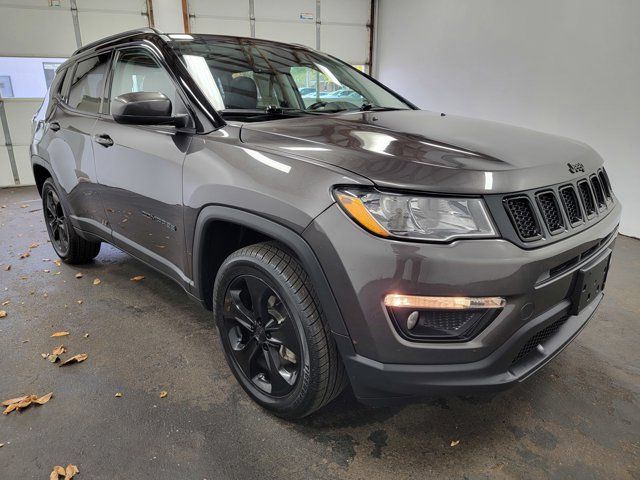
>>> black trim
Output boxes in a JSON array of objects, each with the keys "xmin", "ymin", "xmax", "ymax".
[{"xmin": 192, "ymin": 205, "xmax": 350, "ymax": 337}]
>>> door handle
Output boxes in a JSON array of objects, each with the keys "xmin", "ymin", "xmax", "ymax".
[
  {"xmin": 94, "ymin": 134, "xmax": 114, "ymax": 148},
  {"xmin": 49, "ymin": 122, "xmax": 60, "ymax": 132}
]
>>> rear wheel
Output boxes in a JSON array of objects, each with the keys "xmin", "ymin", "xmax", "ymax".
[
  {"xmin": 213, "ymin": 242, "xmax": 347, "ymax": 419},
  {"xmin": 42, "ymin": 178, "xmax": 101, "ymax": 264}
]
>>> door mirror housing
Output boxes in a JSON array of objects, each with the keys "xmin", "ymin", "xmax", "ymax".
[{"xmin": 111, "ymin": 92, "xmax": 188, "ymax": 128}]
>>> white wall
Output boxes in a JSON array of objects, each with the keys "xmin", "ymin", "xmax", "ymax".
[{"xmin": 375, "ymin": 0, "xmax": 640, "ymax": 238}]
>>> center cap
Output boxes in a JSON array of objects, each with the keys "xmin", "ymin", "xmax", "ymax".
[{"xmin": 255, "ymin": 324, "xmax": 267, "ymax": 342}]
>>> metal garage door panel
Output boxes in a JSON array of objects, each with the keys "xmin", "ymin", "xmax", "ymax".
[
  {"xmin": 321, "ymin": 24, "xmax": 368, "ymax": 64},
  {"xmin": 321, "ymin": 0, "xmax": 370, "ymax": 24},
  {"xmin": 254, "ymin": 0, "xmax": 316, "ymax": 21},
  {"xmin": 0, "ymin": 1, "xmax": 76, "ymax": 56},
  {"xmin": 5, "ymin": 99, "xmax": 42, "ymax": 147},
  {"xmin": 191, "ymin": 17, "xmax": 251, "ymax": 36},
  {"xmin": 0, "ymin": 147, "xmax": 15, "ymax": 187},
  {"xmin": 255, "ymin": 22, "xmax": 315, "ymax": 49},
  {"xmin": 14, "ymin": 145, "xmax": 35, "ymax": 185},
  {"xmin": 78, "ymin": 11, "xmax": 149, "ymax": 45},
  {"xmin": 189, "ymin": 0, "xmax": 249, "ymax": 18}
]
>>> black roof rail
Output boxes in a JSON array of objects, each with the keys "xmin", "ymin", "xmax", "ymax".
[{"xmin": 72, "ymin": 27, "xmax": 164, "ymax": 56}]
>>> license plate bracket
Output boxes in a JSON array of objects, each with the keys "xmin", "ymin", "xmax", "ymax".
[{"xmin": 569, "ymin": 251, "xmax": 611, "ymax": 315}]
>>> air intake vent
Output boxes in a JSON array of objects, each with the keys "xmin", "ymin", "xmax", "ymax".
[
  {"xmin": 559, "ymin": 186, "xmax": 583, "ymax": 226},
  {"xmin": 598, "ymin": 171, "xmax": 611, "ymax": 199},
  {"xmin": 591, "ymin": 176, "xmax": 606, "ymax": 209},
  {"xmin": 578, "ymin": 180, "xmax": 596, "ymax": 217},
  {"xmin": 536, "ymin": 191, "xmax": 564, "ymax": 234},
  {"xmin": 505, "ymin": 197, "xmax": 541, "ymax": 240}
]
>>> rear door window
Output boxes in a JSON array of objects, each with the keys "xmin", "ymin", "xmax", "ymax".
[{"xmin": 67, "ymin": 53, "xmax": 111, "ymax": 114}]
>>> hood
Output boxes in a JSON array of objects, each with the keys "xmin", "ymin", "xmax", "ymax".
[{"xmin": 238, "ymin": 110, "xmax": 603, "ymax": 194}]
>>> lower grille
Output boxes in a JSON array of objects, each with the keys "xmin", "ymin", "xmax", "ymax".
[
  {"xmin": 512, "ymin": 317, "xmax": 568, "ymax": 365},
  {"xmin": 505, "ymin": 197, "xmax": 541, "ymax": 240}
]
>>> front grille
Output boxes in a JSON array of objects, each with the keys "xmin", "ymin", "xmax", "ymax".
[
  {"xmin": 598, "ymin": 171, "xmax": 611, "ymax": 199},
  {"xmin": 559, "ymin": 186, "xmax": 583, "ymax": 225},
  {"xmin": 590, "ymin": 176, "xmax": 606, "ymax": 209},
  {"xmin": 578, "ymin": 180, "xmax": 596, "ymax": 217},
  {"xmin": 505, "ymin": 197, "xmax": 541, "ymax": 240},
  {"xmin": 512, "ymin": 317, "xmax": 568, "ymax": 365},
  {"xmin": 536, "ymin": 191, "xmax": 564, "ymax": 234}
]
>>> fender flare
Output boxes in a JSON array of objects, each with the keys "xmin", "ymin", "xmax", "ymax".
[{"xmin": 192, "ymin": 205, "xmax": 350, "ymax": 337}]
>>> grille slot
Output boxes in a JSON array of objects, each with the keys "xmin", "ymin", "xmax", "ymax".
[
  {"xmin": 578, "ymin": 180, "xmax": 596, "ymax": 217},
  {"xmin": 505, "ymin": 197, "xmax": 541, "ymax": 240},
  {"xmin": 590, "ymin": 176, "xmax": 606, "ymax": 209},
  {"xmin": 598, "ymin": 171, "xmax": 611, "ymax": 199},
  {"xmin": 536, "ymin": 191, "xmax": 564, "ymax": 234},
  {"xmin": 559, "ymin": 186, "xmax": 583, "ymax": 226},
  {"xmin": 512, "ymin": 317, "xmax": 568, "ymax": 365}
]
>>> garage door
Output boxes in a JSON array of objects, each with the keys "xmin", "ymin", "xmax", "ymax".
[{"xmin": 0, "ymin": 0, "xmax": 150, "ymax": 187}]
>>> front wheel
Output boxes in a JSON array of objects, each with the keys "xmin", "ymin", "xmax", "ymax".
[
  {"xmin": 41, "ymin": 178, "xmax": 101, "ymax": 264},
  {"xmin": 213, "ymin": 242, "xmax": 347, "ymax": 419}
]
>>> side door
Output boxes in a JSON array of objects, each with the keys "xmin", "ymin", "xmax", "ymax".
[
  {"xmin": 45, "ymin": 52, "xmax": 112, "ymax": 238},
  {"xmin": 93, "ymin": 45, "xmax": 194, "ymax": 286}
]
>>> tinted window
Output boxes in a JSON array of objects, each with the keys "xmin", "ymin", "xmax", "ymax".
[
  {"xmin": 109, "ymin": 48, "xmax": 179, "ymax": 115},
  {"xmin": 67, "ymin": 53, "xmax": 111, "ymax": 114}
]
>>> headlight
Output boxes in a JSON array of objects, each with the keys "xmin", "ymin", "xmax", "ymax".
[{"xmin": 334, "ymin": 187, "xmax": 497, "ymax": 241}]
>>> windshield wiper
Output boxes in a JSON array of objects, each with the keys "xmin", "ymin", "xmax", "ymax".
[{"xmin": 360, "ymin": 103, "xmax": 405, "ymax": 112}]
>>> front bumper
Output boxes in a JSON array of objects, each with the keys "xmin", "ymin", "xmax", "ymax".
[{"xmin": 303, "ymin": 200, "xmax": 620, "ymax": 401}]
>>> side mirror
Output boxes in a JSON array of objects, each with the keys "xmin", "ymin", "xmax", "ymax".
[{"xmin": 111, "ymin": 92, "xmax": 188, "ymax": 128}]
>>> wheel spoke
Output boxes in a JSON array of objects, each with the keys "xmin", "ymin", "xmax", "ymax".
[
  {"xmin": 244, "ymin": 276, "xmax": 270, "ymax": 322},
  {"xmin": 45, "ymin": 194, "xmax": 57, "ymax": 218},
  {"xmin": 57, "ymin": 223, "xmax": 69, "ymax": 249},
  {"xmin": 262, "ymin": 346, "xmax": 294, "ymax": 394},
  {"xmin": 224, "ymin": 289, "xmax": 256, "ymax": 332},
  {"xmin": 233, "ymin": 337, "xmax": 260, "ymax": 374}
]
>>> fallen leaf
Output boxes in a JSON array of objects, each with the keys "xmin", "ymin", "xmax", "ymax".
[
  {"xmin": 115, "ymin": 392, "xmax": 123, "ymax": 398},
  {"xmin": 130, "ymin": 275, "xmax": 145, "ymax": 282},
  {"xmin": 450, "ymin": 440, "xmax": 460, "ymax": 447},
  {"xmin": 59, "ymin": 354, "xmax": 88, "ymax": 366},
  {"xmin": 92, "ymin": 278, "xmax": 101, "ymax": 285},
  {"xmin": 0, "ymin": 443, "xmax": 4, "ymax": 447},
  {"xmin": 2, "ymin": 403, "xmax": 19, "ymax": 415},
  {"xmin": 52, "ymin": 345, "xmax": 66, "ymax": 355},
  {"xmin": 48, "ymin": 354, "xmax": 59, "ymax": 363},
  {"xmin": 50, "ymin": 465, "xmax": 66, "ymax": 480},
  {"xmin": 0, "ymin": 310, "xmax": 6, "ymax": 318},
  {"xmin": 19, "ymin": 252, "xmax": 30, "ymax": 259},
  {"xmin": 1, "ymin": 301, "xmax": 8, "ymax": 306},
  {"xmin": 43, "ymin": 292, "xmax": 49, "ymax": 298},
  {"xmin": 53, "ymin": 259, "xmax": 61, "ymax": 266},
  {"xmin": 2, "ymin": 395, "xmax": 29, "ymax": 406},
  {"xmin": 65, "ymin": 464, "xmax": 79, "ymax": 479},
  {"xmin": 44, "ymin": 269, "xmax": 50, "ymax": 273},
  {"xmin": 3, "ymin": 265, "xmax": 10, "ymax": 271},
  {"xmin": 51, "ymin": 331, "xmax": 69, "ymax": 337},
  {"xmin": 20, "ymin": 204, "xmax": 27, "ymax": 208},
  {"xmin": 83, "ymin": 333, "xmax": 89, "ymax": 338},
  {"xmin": 15, "ymin": 398, "xmax": 32, "ymax": 410},
  {"xmin": 41, "ymin": 353, "xmax": 48, "ymax": 359},
  {"xmin": 76, "ymin": 300, "xmax": 83, "ymax": 305},
  {"xmin": 159, "ymin": 391, "xmax": 168, "ymax": 398},
  {"xmin": 74, "ymin": 272, "xmax": 83, "ymax": 279},
  {"xmin": 28, "ymin": 242, "xmax": 39, "ymax": 249},
  {"xmin": 33, "ymin": 392, "xmax": 53, "ymax": 405}
]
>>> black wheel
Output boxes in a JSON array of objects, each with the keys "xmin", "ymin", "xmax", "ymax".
[
  {"xmin": 42, "ymin": 178, "xmax": 101, "ymax": 264},
  {"xmin": 213, "ymin": 242, "xmax": 347, "ymax": 419}
]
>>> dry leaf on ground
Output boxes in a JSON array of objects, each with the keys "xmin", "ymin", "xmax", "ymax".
[
  {"xmin": 33, "ymin": 392, "xmax": 53, "ymax": 405},
  {"xmin": 1, "ymin": 301, "xmax": 9, "ymax": 306},
  {"xmin": 59, "ymin": 354, "xmax": 88, "ymax": 367},
  {"xmin": 19, "ymin": 252, "xmax": 30, "ymax": 259},
  {"xmin": 28, "ymin": 242, "xmax": 39, "ymax": 249},
  {"xmin": 2, "ymin": 392, "xmax": 53, "ymax": 414},
  {"xmin": 54, "ymin": 259, "xmax": 61, "ymax": 266},
  {"xmin": 3, "ymin": 265, "xmax": 10, "ymax": 271},
  {"xmin": 52, "ymin": 345, "xmax": 66, "ymax": 356},
  {"xmin": 92, "ymin": 278, "xmax": 101, "ymax": 285},
  {"xmin": 0, "ymin": 310, "xmax": 6, "ymax": 318},
  {"xmin": 159, "ymin": 391, "xmax": 168, "ymax": 398},
  {"xmin": 115, "ymin": 392, "xmax": 123, "ymax": 397},
  {"xmin": 76, "ymin": 300, "xmax": 83, "ymax": 305},
  {"xmin": 74, "ymin": 272, "xmax": 83, "ymax": 279},
  {"xmin": 50, "ymin": 464, "xmax": 78, "ymax": 480},
  {"xmin": 130, "ymin": 275, "xmax": 145, "ymax": 282},
  {"xmin": 47, "ymin": 354, "xmax": 59, "ymax": 363},
  {"xmin": 2, "ymin": 395, "xmax": 29, "ymax": 406},
  {"xmin": 51, "ymin": 331, "xmax": 69, "ymax": 337},
  {"xmin": 450, "ymin": 440, "xmax": 460, "ymax": 447}
]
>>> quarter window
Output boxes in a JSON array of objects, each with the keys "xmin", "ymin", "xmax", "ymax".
[{"xmin": 67, "ymin": 53, "xmax": 111, "ymax": 114}]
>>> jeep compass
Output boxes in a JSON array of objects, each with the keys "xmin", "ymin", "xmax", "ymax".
[{"xmin": 31, "ymin": 28, "xmax": 621, "ymax": 418}]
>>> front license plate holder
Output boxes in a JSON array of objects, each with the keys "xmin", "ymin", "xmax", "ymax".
[{"xmin": 569, "ymin": 251, "xmax": 611, "ymax": 315}]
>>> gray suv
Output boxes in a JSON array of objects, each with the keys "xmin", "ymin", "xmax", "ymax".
[{"xmin": 31, "ymin": 28, "xmax": 620, "ymax": 418}]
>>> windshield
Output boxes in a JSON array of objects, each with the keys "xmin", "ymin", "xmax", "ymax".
[{"xmin": 169, "ymin": 35, "xmax": 412, "ymax": 119}]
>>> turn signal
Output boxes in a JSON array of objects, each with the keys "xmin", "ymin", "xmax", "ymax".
[{"xmin": 384, "ymin": 294, "xmax": 506, "ymax": 310}]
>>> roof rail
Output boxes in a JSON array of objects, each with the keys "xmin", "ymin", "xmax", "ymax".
[{"xmin": 73, "ymin": 27, "xmax": 164, "ymax": 56}]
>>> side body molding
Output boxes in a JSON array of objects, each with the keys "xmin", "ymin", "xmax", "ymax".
[{"xmin": 191, "ymin": 205, "xmax": 350, "ymax": 337}]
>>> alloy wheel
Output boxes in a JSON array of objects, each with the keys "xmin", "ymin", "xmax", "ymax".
[
  {"xmin": 222, "ymin": 275, "xmax": 300, "ymax": 397},
  {"xmin": 44, "ymin": 188, "xmax": 69, "ymax": 255}
]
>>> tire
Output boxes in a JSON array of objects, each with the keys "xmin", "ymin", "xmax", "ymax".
[
  {"xmin": 41, "ymin": 178, "xmax": 101, "ymax": 264},
  {"xmin": 213, "ymin": 241, "xmax": 348, "ymax": 419}
]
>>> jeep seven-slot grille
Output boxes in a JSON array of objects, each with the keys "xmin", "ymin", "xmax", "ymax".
[
  {"xmin": 536, "ymin": 191, "xmax": 564, "ymax": 234},
  {"xmin": 578, "ymin": 180, "xmax": 596, "ymax": 216},
  {"xmin": 502, "ymin": 169, "xmax": 613, "ymax": 243},
  {"xmin": 559, "ymin": 186, "xmax": 583, "ymax": 225},
  {"xmin": 505, "ymin": 197, "xmax": 541, "ymax": 240}
]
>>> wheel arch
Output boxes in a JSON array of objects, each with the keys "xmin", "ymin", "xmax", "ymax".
[{"xmin": 192, "ymin": 205, "xmax": 350, "ymax": 337}]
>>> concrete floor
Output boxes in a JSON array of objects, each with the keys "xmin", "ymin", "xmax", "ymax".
[{"xmin": 0, "ymin": 185, "xmax": 638, "ymax": 479}]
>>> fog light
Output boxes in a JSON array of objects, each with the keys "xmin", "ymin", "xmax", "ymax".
[
  {"xmin": 407, "ymin": 311, "xmax": 419, "ymax": 330},
  {"xmin": 384, "ymin": 294, "xmax": 505, "ymax": 310}
]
